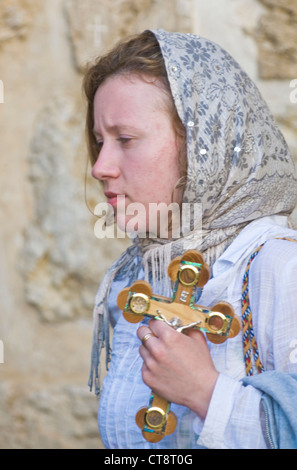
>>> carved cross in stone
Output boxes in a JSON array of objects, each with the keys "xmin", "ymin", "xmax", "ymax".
[{"xmin": 86, "ymin": 15, "xmax": 108, "ymax": 47}]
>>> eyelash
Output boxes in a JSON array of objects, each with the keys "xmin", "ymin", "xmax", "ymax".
[
  {"xmin": 117, "ymin": 137, "xmax": 132, "ymax": 144},
  {"xmin": 95, "ymin": 137, "xmax": 132, "ymax": 148}
]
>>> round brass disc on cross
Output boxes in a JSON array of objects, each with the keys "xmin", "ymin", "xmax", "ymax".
[
  {"xmin": 117, "ymin": 287, "xmax": 141, "ymax": 323},
  {"xmin": 136, "ymin": 407, "xmax": 164, "ymax": 443},
  {"xmin": 178, "ymin": 264, "xmax": 200, "ymax": 287},
  {"xmin": 145, "ymin": 406, "xmax": 167, "ymax": 429},
  {"xmin": 117, "ymin": 280, "xmax": 153, "ymax": 323},
  {"xmin": 182, "ymin": 250, "xmax": 211, "ymax": 287},
  {"xmin": 136, "ymin": 406, "xmax": 177, "ymax": 443},
  {"xmin": 206, "ymin": 311, "xmax": 229, "ymax": 335},
  {"xmin": 168, "ymin": 250, "xmax": 210, "ymax": 288},
  {"xmin": 129, "ymin": 293, "xmax": 150, "ymax": 315},
  {"xmin": 206, "ymin": 301, "xmax": 240, "ymax": 344}
]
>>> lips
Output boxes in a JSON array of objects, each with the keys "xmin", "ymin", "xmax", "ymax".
[{"xmin": 104, "ymin": 192, "xmax": 125, "ymax": 207}]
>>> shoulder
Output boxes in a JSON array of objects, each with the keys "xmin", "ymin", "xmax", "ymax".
[
  {"xmin": 249, "ymin": 238, "xmax": 297, "ymax": 290},
  {"xmin": 250, "ymin": 238, "xmax": 297, "ymax": 270}
]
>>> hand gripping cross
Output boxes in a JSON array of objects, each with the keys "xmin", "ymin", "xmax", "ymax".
[{"xmin": 117, "ymin": 250, "xmax": 240, "ymax": 443}]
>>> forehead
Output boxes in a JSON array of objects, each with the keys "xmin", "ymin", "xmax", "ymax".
[{"xmin": 93, "ymin": 74, "xmax": 171, "ymax": 119}]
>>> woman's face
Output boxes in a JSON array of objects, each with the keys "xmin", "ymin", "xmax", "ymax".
[{"xmin": 92, "ymin": 74, "xmax": 183, "ymax": 237}]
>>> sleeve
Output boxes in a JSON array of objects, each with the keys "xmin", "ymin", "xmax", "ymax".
[
  {"xmin": 198, "ymin": 238, "xmax": 297, "ymax": 449},
  {"xmin": 197, "ymin": 373, "xmax": 267, "ymax": 448}
]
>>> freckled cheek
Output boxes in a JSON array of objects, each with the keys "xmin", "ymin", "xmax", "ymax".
[
  {"xmin": 123, "ymin": 139, "xmax": 180, "ymax": 204},
  {"xmin": 133, "ymin": 176, "xmax": 161, "ymax": 204}
]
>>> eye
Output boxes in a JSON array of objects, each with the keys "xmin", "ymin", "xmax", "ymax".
[
  {"xmin": 117, "ymin": 136, "xmax": 132, "ymax": 145},
  {"xmin": 92, "ymin": 131, "xmax": 103, "ymax": 149},
  {"xmin": 94, "ymin": 139, "xmax": 103, "ymax": 152}
]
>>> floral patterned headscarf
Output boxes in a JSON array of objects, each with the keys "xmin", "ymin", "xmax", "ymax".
[
  {"xmin": 89, "ymin": 29, "xmax": 297, "ymax": 395},
  {"xmin": 151, "ymin": 29, "xmax": 297, "ymax": 257}
]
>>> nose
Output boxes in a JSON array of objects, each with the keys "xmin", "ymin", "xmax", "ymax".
[{"xmin": 91, "ymin": 143, "xmax": 120, "ymax": 181}]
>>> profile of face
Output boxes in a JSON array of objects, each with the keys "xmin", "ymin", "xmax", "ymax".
[{"xmin": 91, "ymin": 74, "xmax": 183, "ymax": 237}]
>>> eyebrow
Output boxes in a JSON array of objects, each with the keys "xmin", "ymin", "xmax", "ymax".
[
  {"xmin": 92, "ymin": 124, "xmax": 140, "ymax": 138},
  {"xmin": 92, "ymin": 129, "xmax": 102, "ymax": 139}
]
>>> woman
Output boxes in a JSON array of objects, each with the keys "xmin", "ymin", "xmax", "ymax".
[{"xmin": 84, "ymin": 29, "xmax": 297, "ymax": 449}]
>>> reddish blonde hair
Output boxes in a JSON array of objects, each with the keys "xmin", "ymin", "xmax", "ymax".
[{"xmin": 82, "ymin": 30, "xmax": 186, "ymax": 177}]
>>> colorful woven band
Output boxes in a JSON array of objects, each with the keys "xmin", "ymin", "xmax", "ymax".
[{"xmin": 241, "ymin": 237, "xmax": 297, "ymax": 376}]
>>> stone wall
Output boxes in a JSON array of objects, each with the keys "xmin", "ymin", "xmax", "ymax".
[
  {"xmin": 0, "ymin": 0, "xmax": 296, "ymax": 449},
  {"xmin": 256, "ymin": 0, "xmax": 297, "ymax": 79}
]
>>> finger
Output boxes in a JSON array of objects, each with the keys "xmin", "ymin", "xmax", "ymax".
[
  {"xmin": 148, "ymin": 318, "xmax": 179, "ymax": 343},
  {"xmin": 138, "ymin": 342, "xmax": 150, "ymax": 362},
  {"xmin": 137, "ymin": 326, "xmax": 157, "ymax": 347},
  {"xmin": 137, "ymin": 327, "xmax": 156, "ymax": 368},
  {"xmin": 186, "ymin": 328, "xmax": 206, "ymax": 342},
  {"xmin": 148, "ymin": 318, "xmax": 173, "ymax": 335},
  {"xmin": 186, "ymin": 328, "xmax": 211, "ymax": 354}
]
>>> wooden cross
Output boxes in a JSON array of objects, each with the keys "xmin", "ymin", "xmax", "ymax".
[{"xmin": 117, "ymin": 250, "xmax": 240, "ymax": 442}]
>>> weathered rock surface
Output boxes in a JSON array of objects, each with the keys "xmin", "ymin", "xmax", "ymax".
[{"xmin": 0, "ymin": 0, "xmax": 296, "ymax": 449}]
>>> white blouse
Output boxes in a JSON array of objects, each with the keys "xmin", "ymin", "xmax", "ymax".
[{"xmin": 98, "ymin": 216, "xmax": 297, "ymax": 449}]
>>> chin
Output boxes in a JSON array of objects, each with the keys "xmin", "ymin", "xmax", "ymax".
[{"xmin": 116, "ymin": 214, "xmax": 152, "ymax": 238}]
